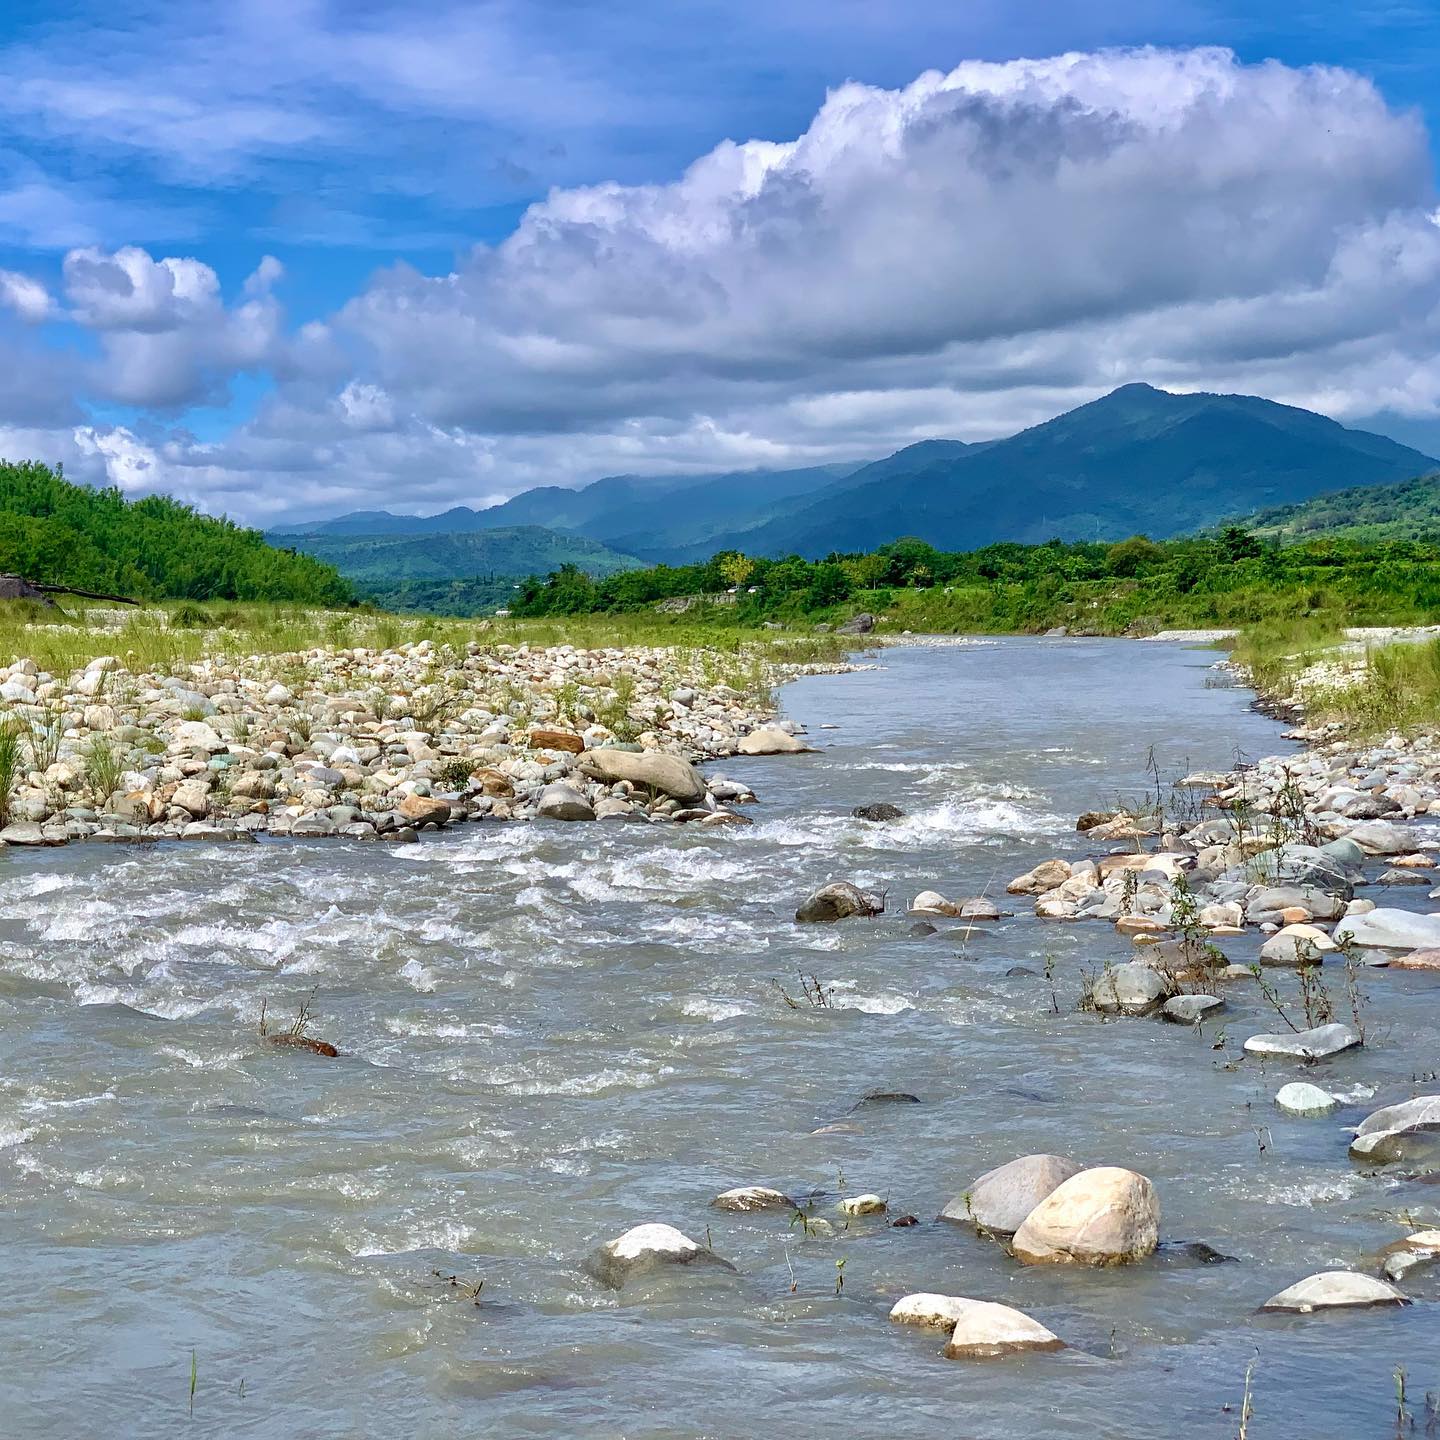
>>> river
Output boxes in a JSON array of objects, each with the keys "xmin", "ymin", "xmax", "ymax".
[{"xmin": 1, "ymin": 637, "xmax": 1435, "ymax": 1438}]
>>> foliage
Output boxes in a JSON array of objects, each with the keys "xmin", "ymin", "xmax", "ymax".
[{"xmin": 0, "ymin": 459, "xmax": 351, "ymax": 604}]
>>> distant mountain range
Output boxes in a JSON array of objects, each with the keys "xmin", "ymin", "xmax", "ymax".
[{"xmin": 273, "ymin": 385, "xmax": 1437, "ymax": 597}]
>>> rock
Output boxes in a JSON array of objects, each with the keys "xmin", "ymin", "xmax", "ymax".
[
  {"xmin": 958, "ymin": 897, "xmax": 1002, "ymax": 920},
  {"xmin": 944, "ymin": 1300, "xmax": 1064, "ymax": 1359},
  {"xmin": 171, "ymin": 780, "xmax": 210, "ymax": 819},
  {"xmin": 172, "ymin": 719, "xmax": 224, "ymax": 752},
  {"xmin": 1349, "ymin": 1095, "xmax": 1440, "ymax": 1161},
  {"xmin": 910, "ymin": 890, "xmax": 959, "ymax": 917},
  {"xmin": 1259, "ymin": 923, "xmax": 1336, "ymax": 966},
  {"xmin": 1161, "ymin": 994, "xmax": 1224, "ymax": 1024},
  {"xmin": 711, "ymin": 1185, "xmax": 792, "ymax": 1212},
  {"xmin": 230, "ymin": 771, "xmax": 277, "ymax": 800},
  {"xmin": 1006, "ymin": 859, "xmax": 1072, "ymax": 896},
  {"xmin": 1346, "ymin": 820, "xmax": 1417, "ymax": 855},
  {"xmin": 0, "ymin": 821, "xmax": 54, "ymax": 846},
  {"xmin": 1092, "ymin": 961, "xmax": 1174, "ymax": 1016},
  {"xmin": 1114, "ymin": 915, "xmax": 1168, "ymax": 936},
  {"xmin": 267, "ymin": 1032, "xmax": 339, "ymax": 1057},
  {"xmin": 1390, "ymin": 949, "xmax": 1440, "ymax": 970},
  {"xmin": 837, "ymin": 612, "xmax": 876, "ymax": 635},
  {"xmin": 1261, "ymin": 1272, "xmax": 1408, "ymax": 1313},
  {"xmin": 583, "ymin": 1223, "xmax": 735, "ymax": 1289},
  {"xmin": 853, "ymin": 802, "xmax": 904, "ymax": 822},
  {"xmin": 1380, "ymin": 1230, "xmax": 1440, "ymax": 1282},
  {"xmin": 1243, "ymin": 1022, "xmax": 1361, "ymax": 1060},
  {"xmin": 838, "ymin": 1194, "xmax": 887, "ymax": 1216},
  {"xmin": 1011, "ymin": 1167, "xmax": 1160, "ymax": 1267},
  {"xmin": 529, "ymin": 727, "xmax": 585, "ymax": 754},
  {"xmin": 536, "ymin": 783, "xmax": 595, "ymax": 822},
  {"xmin": 795, "ymin": 881, "xmax": 881, "ymax": 923},
  {"xmin": 578, "ymin": 748, "xmax": 706, "ymax": 802},
  {"xmin": 397, "ymin": 793, "xmax": 452, "ymax": 827},
  {"xmin": 1076, "ymin": 810, "xmax": 1117, "ymax": 832},
  {"xmin": 888, "ymin": 1295, "xmax": 1064, "ymax": 1358},
  {"xmin": 737, "ymin": 726, "xmax": 810, "ymax": 755},
  {"xmin": 1337, "ymin": 908, "xmax": 1440, "ymax": 951},
  {"xmin": 940, "ymin": 1153, "xmax": 1084, "ymax": 1234},
  {"xmin": 1275, "ymin": 1082, "xmax": 1337, "ymax": 1116}
]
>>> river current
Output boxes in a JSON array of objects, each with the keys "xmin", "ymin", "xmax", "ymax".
[{"xmin": 2, "ymin": 637, "xmax": 1436, "ymax": 1438}]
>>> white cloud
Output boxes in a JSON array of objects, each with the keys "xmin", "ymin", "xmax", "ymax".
[
  {"xmin": 0, "ymin": 268, "xmax": 51, "ymax": 321},
  {"xmin": 2, "ymin": 46, "xmax": 1440, "ymax": 522}
]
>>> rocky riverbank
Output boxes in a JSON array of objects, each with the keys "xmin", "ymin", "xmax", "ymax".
[{"xmin": 0, "ymin": 637, "xmax": 858, "ymax": 847}]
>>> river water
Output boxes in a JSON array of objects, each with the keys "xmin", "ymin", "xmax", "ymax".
[{"xmin": 1, "ymin": 637, "xmax": 1436, "ymax": 1438}]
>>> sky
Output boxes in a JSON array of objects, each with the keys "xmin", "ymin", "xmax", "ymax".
[{"xmin": 1, "ymin": 1, "xmax": 1439, "ymax": 526}]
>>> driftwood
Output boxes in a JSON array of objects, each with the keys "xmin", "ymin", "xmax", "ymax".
[{"xmin": 0, "ymin": 573, "xmax": 140, "ymax": 606}]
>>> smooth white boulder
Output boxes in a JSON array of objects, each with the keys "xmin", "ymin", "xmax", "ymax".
[
  {"xmin": 737, "ymin": 726, "xmax": 809, "ymax": 755},
  {"xmin": 1259, "ymin": 923, "xmax": 1336, "ymax": 966},
  {"xmin": 711, "ymin": 1186, "xmax": 791, "ymax": 1212},
  {"xmin": 1337, "ymin": 909, "xmax": 1440, "ymax": 951},
  {"xmin": 1011, "ymin": 1166, "xmax": 1159, "ymax": 1267},
  {"xmin": 584, "ymin": 1223, "xmax": 734, "ymax": 1289},
  {"xmin": 1261, "ymin": 1271, "xmax": 1408, "ymax": 1313},
  {"xmin": 1243, "ymin": 1023, "xmax": 1360, "ymax": 1060},
  {"xmin": 1275, "ymin": 1082, "xmax": 1337, "ymax": 1116},
  {"xmin": 940, "ymin": 1154, "xmax": 1084, "ymax": 1235}
]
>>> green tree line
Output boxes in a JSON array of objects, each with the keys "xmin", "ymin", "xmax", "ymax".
[{"xmin": 0, "ymin": 460, "xmax": 352, "ymax": 605}]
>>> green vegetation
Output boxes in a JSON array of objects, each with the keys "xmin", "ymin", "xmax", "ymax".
[
  {"xmin": 1246, "ymin": 471, "xmax": 1440, "ymax": 544},
  {"xmin": 511, "ymin": 527, "xmax": 1440, "ymax": 637},
  {"xmin": 268, "ymin": 524, "xmax": 641, "ymax": 610},
  {"xmin": 0, "ymin": 461, "xmax": 351, "ymax": 604}
]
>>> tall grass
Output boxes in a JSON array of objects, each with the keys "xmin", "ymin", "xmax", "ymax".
[{"xmin": 0, "ymin": 718, "xmax": 26, "ymax": 826}]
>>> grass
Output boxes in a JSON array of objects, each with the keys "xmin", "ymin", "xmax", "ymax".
[{"xmin": 0, "ymin": 718, "xmax": 25, "ymax": 826}]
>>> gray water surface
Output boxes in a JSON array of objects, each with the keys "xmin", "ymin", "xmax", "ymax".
[{"xmin": 2, "ymin": 637, "xmax": 1436, "ymax": 1439}]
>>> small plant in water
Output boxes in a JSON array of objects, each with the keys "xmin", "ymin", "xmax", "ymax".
[{"xmin": 772, "ymin": 973, "xmax": 833, "ymax": 1009}]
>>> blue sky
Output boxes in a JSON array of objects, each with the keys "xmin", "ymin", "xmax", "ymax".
[{"xmin": 0, "ymin": 1, "xmax": 1438, "ymax": 522}]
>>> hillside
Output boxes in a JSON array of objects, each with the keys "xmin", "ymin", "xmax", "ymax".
[
  {"xmin": 683, "ymin": 385, "xmax": 1436, "ymax": 559},
  {"xmin": 1243, "ymin": 471, "xmax": 1440, "ymax": 542},
  {"xmin": 268, "ymin": 524, "xmax": 644, "ymax": 594},
  {"xmin": 0, "ymin": 459, "xmax": 351, "ymax": 604}
]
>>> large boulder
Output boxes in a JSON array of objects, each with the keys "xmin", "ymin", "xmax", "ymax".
[
  {"xmin": 1006, "ymin": 859, "xmax": 1072, "ymax": 896},
  {"xmin": 1245, "ymin": 886, "xmax": 1347, "ymax": 923},
  {"xmin": 529, "ymin": 727, "xmax": 585, "ymax": 754},
  {"xmin": 1337, "ymin": 909, "xmax": 1440, "ymax": 951},
  {"xmin": 795, "ymin": 881, "xmax": 881, "ymax": 923},
  {"xmin": 1349, "ymin": 1095, "xmax": 1440, "ymax": 1162},
  {"xmin": 1162, "ymin": 994, "xmax": 1224, "ymax": 1024},
  {"xmin": 738, "ymin": 727, "xmax": 810, "ymax": 755},
  {"xmin": 888, "ymin": 1294, "xmax": 1064, "ymax": 1359},
  {"xmin": 1092, "ymin": 962, "xmax": 1174, "ymax": 1016},
  {"xmin": 1261, "ymin": 1272, "xmax": 1408, "ymax": 1313},
  {"xmin": 584, "ymin": 1223, "xmax": 734, "ymax": 1289},
  {"xmin": 1275, "ymin": 1082, "xmax": 1337, "ymax": 1116},
  {"xmin": 1380, "ymin": 1230, "xmax": 1440, "ymax": 1282},
  {"xmin": 853, "ymin": 803, "xmax": 905, "ymax": 822},
  {"xmin": 578, "ymin": 748, "xmax": 705, "ymax": 803},
  {"xmin": 397, "ymin": 793, "xmax": 452, "ymax": 827},
  {"xmin": 1011, "ymin": 1167, "xmax": 1159, "ymax": 1267},
  {"xmin": 910, "ymin": 890, "xmax": 959, "ymax": 917},
  {"xmin": 1243, "ymin": 1023, "xmax": 1360, "ymax": 1060},
  {"xmin": 536, "ymin": 783, "xmax": 595, "ymax": 822},
  {"xmin": 1346, "ymin": 820, "xmax": 1418, "ymax": 856},
  {"xmin": 940, "ymin": 1153, "xmax": 1084, "ymax": 1234}
]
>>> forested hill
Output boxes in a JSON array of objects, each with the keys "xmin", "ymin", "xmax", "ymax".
[{"xmin": 0, "ymin": 460, "xmax": 352, "ymax": 604}]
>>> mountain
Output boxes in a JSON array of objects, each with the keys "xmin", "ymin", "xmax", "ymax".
[
  {"xmin": 268, "ymin": 524, "xmax": 644, "ymax": 595},
  {"xmin": 678, "ymin": 384, "xmax": 1437, "ymax": 559},
  {"xmin": 274, "ymin": 462, "xmax": 863, "ymax": 551},
  {"xmin": 1242, "ymin": 471, "xmax": 1440, "ymax": 543},
  {"xmin": 0, "ymin": 459, "xmax": 350, "ymax": 604}
]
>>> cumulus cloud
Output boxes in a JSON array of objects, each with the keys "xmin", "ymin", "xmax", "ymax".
[
  {"xmin": 3, "ymin": 46, "xmax": 1440, "ymax": 522},
  {"xmin": 59, "ymin": 247, "xmax": 284, "ymax": 408},
  {"xmin": 0, "ymin": 268, "xmax": 51, "ymax": 321}
]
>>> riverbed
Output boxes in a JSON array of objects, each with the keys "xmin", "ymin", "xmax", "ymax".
[{"xmin": 1, "ymin": 637, "xmax": 1436, "ymax": 1438}]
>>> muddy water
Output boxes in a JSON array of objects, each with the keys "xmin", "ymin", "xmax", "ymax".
[{"xmin": 1, "ymin": 637, "xmax": 1436, "ymax": 1438}]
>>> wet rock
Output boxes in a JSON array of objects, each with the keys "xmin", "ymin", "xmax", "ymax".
[
  {"xmin": 1162, "ymin": 1241, "xmax": 1237, "ymax": 1266},
  {"xmin": 267, "ymin": 1032, "xmax": 339, "ymax": 1058},
  {"xmin": 1161, "ymin": 994, "xmax": 1224, "ymax": 1024},
  {"xmin": 1275, "ymin": 1081, "xmax": 1337, "ymax": 1116},
  {"xmin": 909, "ymin": 922, "xmax": 938, "ymax": 938},
  {"xmin": 711, "ymin": 1186, "xmax": 792, "ymax": 1212},
  {"xmin": 1011, "ymin": 1166, "xmax": 1159, "ymax": 1267},
  {"xmin": 1261, "ymin": 1271, "xmax": 1408, "ymax": 1313},
  {"xmin": 1076, "ymin": 810, "xmax": 1118, "ymax": 832},
  {"xmin": 958, "ymin": 897, "xmax": 1002, "ymax": 920},
  {"xmin": 1346, "ymin": 820, "xmax": 1417, "ymax": 856},
  {"xmin": 1349, "ymin": 1095, "xmax": 1440, "ymax": 1162},
  {"xmin": 853, "ymin": 1091, "xmax": 921, "ymax": 1108},
  {"xmin": 940, "ymin": 1153, "xmax": 1083, "ymax": 1235},
  {"xmin": 795, "ymin": 881, "xmax": 882, "ymax": 923},
  {"xmin": 1337, "ymin": 908, "xmax": 1440, "ymax": 951},
  {"xmin": 0, "ymin": 821, "xmax": 55, "ymax": 846},
  {"xmin": 838, "ymin": 1193, "xmax": 887, "ymax": 1216},
  {"xmin": 737, "ymin": 726, "xmax": 810, "ymax": 755},
  {"xmin": 584, "ymin": 1223, "xmax": 735, "ymax": 1289},
  {"xmin": 1380, "ymin": 1230, "xmax": 1440, "ymax": 1282},
  {"xmin": 536, "ymin": 783, "xmax": 595, "ymax": 822},
  {"xmin": 1092, "ymin": 961, "xmax": 1174, "ymax": 1016},
  {"xmin": 578, "ymin": 748, "xmax": 705, "ymax": 803},
  {"xmin": 1259, "ymin": 923, "xmax": 1336, "ymax": 966},
  {"xmin": 853, "ymin": 802, "xmax": 904, "ymax": 822},
  {"xmin": 1391, "ymin": 948, "xmax": 1440, "ymax": 970},
  {"xmin": 1244, "ymin": 1022, "xmax": 1361, "ymax": 1060}
]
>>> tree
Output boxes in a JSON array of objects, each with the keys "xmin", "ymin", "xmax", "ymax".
[
  {"xmin": 717, "ymin": 551, "xmax": 755, "ymax": 589},
  {"xmin": 1105, "ymin": 535, "xmax": 1162, "ymax": 577}
]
